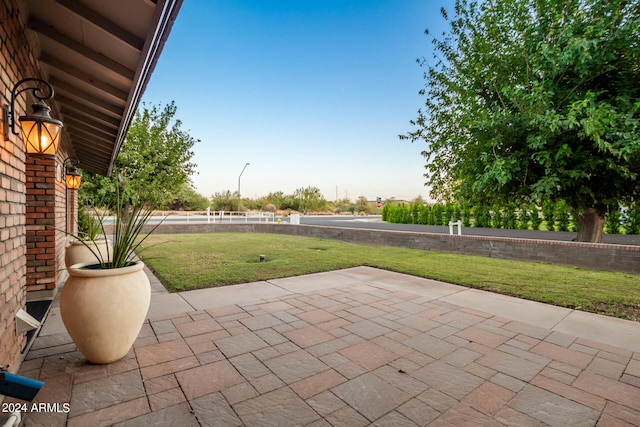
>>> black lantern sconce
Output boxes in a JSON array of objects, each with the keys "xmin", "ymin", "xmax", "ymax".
[
  {"xmin": 2, "ymin": 78, "xmax": 63, "ymax": 156},
  {"xmin": 64, "ymin": 157, "xmax": 81, "ymax": 190}
]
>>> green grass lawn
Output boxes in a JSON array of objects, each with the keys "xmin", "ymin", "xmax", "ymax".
[{"xmin": 139, "ymin": 232, "xmax": 640, "ymax": 321}]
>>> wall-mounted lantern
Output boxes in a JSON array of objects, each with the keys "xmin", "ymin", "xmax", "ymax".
[
  {"xmin": 64, "ymin": 157, "xmax": 82, "ymax": 190},
  {"xmin": 2, "ymin": 78, "xmax": 63, "ymax": 156}
]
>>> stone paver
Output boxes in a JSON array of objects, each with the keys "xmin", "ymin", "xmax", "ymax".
[
  {"xmin": 332, "ymin": 373, "xmax": 412, "ymax": 421},
  {"xmin": 508, "ymin": 385, "xmax": 601, "ymax": 426},
  {"xmin": 16, "ymin": 266, "xmax": 640, "ymax": 426}
]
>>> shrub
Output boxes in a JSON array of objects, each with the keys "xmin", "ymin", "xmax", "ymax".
[
  {"xmin": 570, "ymin": 208, "xmax": 580, "ymax": 232},
  {"xmin": 556, "ymin": 200, "xmax": 570, "ymax": 232},
  {"xmin": 417, "ymin": 204, "xmax": 430, "ymax": 225},
  {"xmin": 452, "ymin": 205, "xmax": 462, "ymax": 222},
  {"xmin": 605, "ymin": 205, "xmax": 621, "ymax": 234},
  {"xmin": 381, "ymin": 203, "xmax": 390, "ymax": 221},
  {"xmin": 517, "ymin": 205, "xmax": 530, "ymax": 230},
  {"xmin": 503, "ymin": 202, "xmax": 517, "ymax": 229},
  {"xmin": 626, "ymin": 203, "xmax": 640, "ymax": 235},
  {"xmin": 462, "ymin": 204, "xmax": 472, "ymax": 227},
  {"xmin": 433, "ymin": 204, "xmax": 444, "ymax": 225},
  {"xmin": 530, "ymin": 207, "xmax": 542, "ymax": 230},
  {"xmin": 542, "ymin": 201, "xmax": 555, "ymax": 231},
  {"xmin": 444, "ymin": 203, "xmax": 454, "ymax": 225},
  {"xmin": 474, "ymin": 205, "xmax": 491, "ymax": 228},
  {"xmin": 491, "ymin": 204, "xmax": 502, "ymax": 229}
]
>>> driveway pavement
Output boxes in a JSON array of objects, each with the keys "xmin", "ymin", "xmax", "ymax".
[{"xmin": 11, "ymin": 267, "xmax": 640, "ymax": 426}]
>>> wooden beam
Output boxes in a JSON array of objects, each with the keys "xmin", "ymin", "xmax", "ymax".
[
  {"xmin": 68, "ymin": 126, "xmax": 117, "ymax": 151},
  {"xmin": 41, "ymin": 54, "xmax": 129, "ymax": 101},
  {"xmin": 71, "ymin": 135, "xmax": 115, "ymax": 157},
  {"xmin": 61, "ymin": 102, "xmax": 121, "ymax": 128},
  {"xmin": 53, "ymin": 0, "xmax": 145, "ymax": 50},
  {"xmin": 28, "ymin": 18, "xmax": 135, "ymax": 80},
  {"xmin": 64, "ymin": 115, "xmax": 118, "ymax": 139},
  {"xmin": 51, "ymin": 79, "xmax": 124, "ymax": 118}
]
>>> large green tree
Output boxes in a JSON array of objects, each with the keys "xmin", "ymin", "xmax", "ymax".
[
  {"xmin": 80, "ymin": 101, "xmax": 198, "ymax": 208},
  {"xmin": 402, "ymin": 0, "xmax": 640, "ymax": 242}
]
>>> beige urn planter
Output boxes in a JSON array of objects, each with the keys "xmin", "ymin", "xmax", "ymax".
[
  {"xmin": 65, "ymin": 237, "xmax": 112, "ymax": 268},
  {"xmin": 60, "ymin": 261, "xmax": 150, "ymax": 364}
]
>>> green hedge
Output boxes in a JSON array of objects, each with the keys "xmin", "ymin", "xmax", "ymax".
[{"xmin": 382, "ymin": 201, "xmax": 640, "ymax": 234}]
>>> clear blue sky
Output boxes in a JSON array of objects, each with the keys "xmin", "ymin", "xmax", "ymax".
[{"xmin": 141, "ymin": 0, "xmax": 455, "ymax": 202}]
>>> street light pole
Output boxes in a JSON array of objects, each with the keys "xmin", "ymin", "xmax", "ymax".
[{"xmin": 237, "ymin": 162, "xmax": 250, "ymax": 212}]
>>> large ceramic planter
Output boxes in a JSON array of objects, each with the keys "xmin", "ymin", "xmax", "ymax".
[
  {"xmin": 60, "ymin": 261, "xmax": 150, "ymax": 364},
  {"xmin": 65, "ymin": 237, "xmax": 112, "ymax": 268}
]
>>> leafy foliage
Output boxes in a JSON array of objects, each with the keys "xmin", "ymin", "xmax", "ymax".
[
  {"xmin": 542, "ymin": 201, "xmax": 556, "ymax": 231},
  {"xmin": 625, "ymin": 202, "xmax": 640, "ymax": 234},
  {"xmin": 530, "ymin": 207, "xmax": 543, "ymax": 230},
  {"xmin": 68, "ymin": 185, "xmax": 162, "ymax": 269},
  {"xmin": 80, "ymin": 102, "xmax": 198, "ymax": 209},
  {"xmin": 380, "ymin": 200, "xmax": 640, "ymax": 234},
  {"xmin": 104, "ymin": 187, "xmax": 162, "ymax": 268},
  {"xmin": 605, "ymin": 205, "xmax": 622, "ymax": 234},
  {"xmin": 77, "ymin": 205, "xmax": 105, "ymax": 241},
  {"xmin": 556, "ymin": 200, "xmax": 571, "ymax": 232},
  {"xmin": 402, "ymin": 0, "xmax": 640, "ymax": 241},
  {"xmin": 167, "ymin": 184, "xmax": 210, "ymax": 211},
  {"xmin": 210, "ymin": 190, "xmax": 237, "ymax": 212}
]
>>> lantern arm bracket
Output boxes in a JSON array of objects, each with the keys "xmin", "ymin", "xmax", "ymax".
[
  {"xmin": 8, "ymin": 78, "xmax": 56, "ymax": 136},
  {"xmin": 63, "ymin": 157, "xmax": 80, "ymax": 169}
]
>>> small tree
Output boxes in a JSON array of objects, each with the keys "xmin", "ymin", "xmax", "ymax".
[
  {"xmin": 210, "ymin": 191, "xmax": 236, "ymax": 211},
  {"xmin": 293, "ymin": 186, "xmax": 327, "ymax": 212},
  {"xmin": 356, "ymin": 196, "xmax": 374, "ymax": 215}
]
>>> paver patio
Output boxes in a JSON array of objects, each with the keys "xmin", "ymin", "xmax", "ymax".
[{"xmin": 9, "ymin": 266, "xmax": 640, "ymax": 426}]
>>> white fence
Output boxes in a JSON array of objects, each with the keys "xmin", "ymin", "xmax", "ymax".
[
  {"xmin": 105, "ymin": 210, "xmax": 279, "ymax": 225},
  {"xmin": 170, "ymin": 210, "xmax": 276, "ymax": 224},
  {"xmin": 210, "ymin": 210, "xmax": 275, "ymax": 223}
]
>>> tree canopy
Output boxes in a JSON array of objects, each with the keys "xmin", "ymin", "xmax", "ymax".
[
  {"xmin": 401, "ymin": 0, "xmax": 640, "ymax": 241},
  {"xmin": 80, "ymin": 101, "xmax": 198, "ymax": 209}
]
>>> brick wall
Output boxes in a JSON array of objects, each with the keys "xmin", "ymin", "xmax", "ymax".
[
  {"xmin": 0, "ymin": 0, "xmax": 73, "ymax": 372},
  {"xmin": 1, "ymin": 0, "xmax": 31, "ymax": 372},
  {"xmin": 25, "ymin": 156, "xmax": 58, "ymax": 294},
  {"xmin": 142, "ymin": 223, "xmax": 640, "ymax": 275}
]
